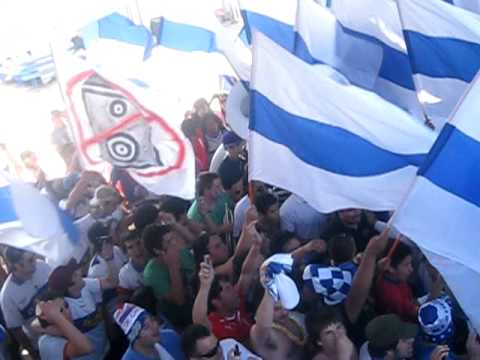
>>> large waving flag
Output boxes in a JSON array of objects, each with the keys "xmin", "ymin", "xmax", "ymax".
[
  {"xmin": 249, "ymin": 32, "xmax": 435, "ymax": 213},
  {"xmin": 303, "ymin": 0, "xmax": 423, "ymax": 120},
  {"xmin": 54, "ymin": 14, "xmax": 196, "ymax": 199},
  {"xmin": 240, "ymin": 0, "xmax": 297, "ymax": 52},
  {"xmin": 392, "ymin": 72, "xmax": 480, "ymax": 332},
  {"xmin": 397, "ymin": 0, "xmax": 480, "ymax": 129},
  {"xmin": 0, "ymin": 173, "xmax": 82, "ymax": 267}
]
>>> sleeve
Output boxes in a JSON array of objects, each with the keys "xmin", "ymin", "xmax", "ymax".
[
  {"xmin": 233, "ymin": 202, "xmax": 245, "ymax": 238},
  {"xmin": 187, "ymin": 202, "xmax": 203, "ymax": 223},
  {"xmin": 0, "ymin": 292, "xmax": 24, "ymax": 329},
  {"xmin": 118, "ymin": 266, "xmax": 132, "ymax": 291},
  {"xmin": 87, "ymin": 261, "xmax": 105, "ymax": 280},
  {"xmin": 83, "ymin": 278, "xmax": 103, "ymax": 304},
  {"xmin": 144, "ymin": 265, "xmax": 168, "ymax": 299},
  {"xmin": 39, "ymin": 335, "xmax": 68, "ymax": 360}
]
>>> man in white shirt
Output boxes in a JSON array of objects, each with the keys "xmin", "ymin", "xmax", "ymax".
[
  {"xmin": 280, "ymin": 194, "xmax": 329, "ymax": 242},
  {"xmin": 0, "ymin": 247, "xmax": 51, "ymax": 358},
  {"xmin": 118, "ymin": 231, "xmax": 148, "ymax": 300},
  {"xmin": 182, "ymin": 324, "xmax": 261, "ymax": 360}
]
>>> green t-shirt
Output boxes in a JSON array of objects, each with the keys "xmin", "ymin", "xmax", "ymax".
[
  {"xmin": 187, "ymin": 193, "xmax": 233, "ymax": 225},
  {"xmin": 143, "ymin": 248, "xmax": 195, "ymax": 300}
]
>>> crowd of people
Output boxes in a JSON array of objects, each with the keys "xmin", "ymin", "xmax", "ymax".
[{"xmin": 0, "ymin": 98, "xmax": 479, "ymax": 360}]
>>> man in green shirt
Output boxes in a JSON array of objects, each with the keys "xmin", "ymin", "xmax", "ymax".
[
  {"xmin": 142, "ymin": 224, "xmax": 195, "ymax": 327},
  {"xmin": 187, "ymin": 172, "xmax": 233, "ymax": 235}
]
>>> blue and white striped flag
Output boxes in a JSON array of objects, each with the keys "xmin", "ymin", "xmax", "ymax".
[
  {"xmin": 397, "ymin": 0, "xmax": 480, "ymax": 129},
  {"xmin": 0, "ymin": 173, "xmax": 81, "ymax": 267},
  {"xmin": 306, "ymin": 0, "xmax": 424, "ymax": 120},
  {"xmin": 393, "ymin": 71, "xmax": 480, "ymax": 333},
  {"xmin": 249, "ymin": 32, "xmax": 435, "ymax": 213},
  {"xmin": 240, "ymin": 0, "xmax": 297, "ymax": 52}
]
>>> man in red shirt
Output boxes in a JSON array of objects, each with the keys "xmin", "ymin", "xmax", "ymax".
[
  {"xmin": 192, "ymin": 244, "xmax": 261, "ymax": 345},
  {"xmin": 375, "ymin": 242, "xmax": 418, "ymax": 322}
]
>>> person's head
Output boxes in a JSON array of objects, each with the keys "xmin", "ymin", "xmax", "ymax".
[
  {"xmin": 306, "ymin": 306, "xmax": 346, "ymax": 356},
  {"xmin": 159, "ymin": 196, "xmax": 190, "ymax": 224},
  {"xmin": 3, "ymin": 247, "xmax": 37, "ymax": 280},
  {"xmin": 254, "ymin": 193, "xmax": 279, "ymax": 224},
  {"xmin": 142, "ymin": 224, "xmax": 177, "ymax": 260},
  {"xmin": 197, "ymin": 172, "xmax": 223, "ymax": 201},
  {"xmin": 20, "ymin": 150, "xmax": 38, "ymax": 169},
  {"xmin": 221, "ymin": 167, "xmax": 244, "ymax": 203},
  {"xmin": 51, "ymin": 110, "xmax": 67, "ymax": 127},
  {"xmin": 366, "ymin": 314, "xmax": 418, "ymax": 360},
  {"xmin": 418, "ymin": 297, "xmax": 455, "ymax": 346},
  {"xmin": 89, "ymin": 185, "xmax": 122, "ymax": 218},
  {"xmin": 222, "ymin": 131, "xmax": 244, "ymax": 159},
  {"xmin": 133, "ymin": 203, "xmax": 159, "ymax": 233},
  {"xmin": 194, "ymin": 233, "xmax": 230, "ymax": 266},
  {"xmin": 48, "ymin": 259, "xmax": 84, "ymax": 298},
  {"xmin": 387, "ymin": 242, "xmax": 413, "ymax": 282},
  {"xmin": 87, "ymin": 222, "xmax": 113, "ymax": 258},
  {"xmin": 203, "ymin": 112, "xmax": 221, "ymax": 137},
  {"xmin": 271, "ymin": 232, "xmax": 301, "ymax": 254},
  {"xmin": 114, "ymin": 303, "xmax": 160, "ymax": 348},
  {"xmin": 328, "ymin": 234, "xmax": 356, "ymax": 266},
  {"xmin": 337, "ymin": 209, "xmax": 362, "ymax": 227},
  {"xmin": 123, "ymin": 231, "xmax": 146, "ymax": 265},
  {"xmin": 182, "ymin": 324, "xmax": 222, "ymax": 360},
  {"xmin": 80, "ymin": 171, "xmax": 106, "ymax": 197},
  {"xmin": 35, "ymin": 292, "xmax": 72, "ymax": 330},
  {"xmin": 207, "ymin": 275, "xmax": 239, "ymax": 314},
  {"xmin": 193, "ymin": 98, "xmax": 210, "ymax": 118}
]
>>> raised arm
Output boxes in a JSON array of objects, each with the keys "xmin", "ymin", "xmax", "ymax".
[{"xmin": 192, "ymin": 256, "xmax": 215, "ymax": 328}]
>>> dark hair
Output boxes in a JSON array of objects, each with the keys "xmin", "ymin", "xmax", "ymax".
[
  {"xmin": 207, "ymin": 275, "xmax": 230, "ymax": 313},
  {"xmin": 3, "ymin": 247, "xmax": 27, "ymax": 269},
  {"xmin": 221, "ymin": 167, "xmax": 244, "ymax": 191},
  {"xmin": 196, "ymin": 172, "xmax": 220, "ymax": 196},
  {"xmin": 271, "ymin": 232, "xmax": 297, "ymax": 255},
  {"xmin": 87, "ymin": 222, "xmax": 111, "ymax": 253},
  {"xmin": 193, "ymin": 232, "xmax": 210, "ymax": 267},
  {"xmin": 329, "ymin": 234, "xmax": 356, "ymax": 265},
  {"xmin": 133, "ymin": 204, "xmax": 159, "ymax": 232},
  {"xmin": 121, "ymin": 230, "xmax": 139, "ymax": 245},
  {"xmin": 306, "ymin": 306, "xmax": 342, "ymax": 352},
  {"xmin": 254, "ymin": 192, "xmax": 278, "ymax": 215},
  {"xmin": 367, "ymin": 342, "xmax": 394, "ymax": 358},
  {"xmin": 390, "ymin": 242, "xmax": 412, "ymax": 269},
  {"xmin": 142, "ymin": 224, "xmax": 172, "ymax": 257},
  {"xmin": 160, "ymin": 196, "xmax": 190, "ymax": 221},
  {"xmin": 130, "ymin": 286, "xmax": 158, "ymax": 317},
  {"xmin": 182, "ymin": 324, "xmax": 212, "ymax": 358},
  {"xmin": 451, "ymin": 317, "xmax": 469, "ymax": 356}
]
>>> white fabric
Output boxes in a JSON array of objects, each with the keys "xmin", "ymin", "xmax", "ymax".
[
  {"xmin": 220, "ymin": 338, "xmax": 262, "ymax": 359},
  {"xmin": 0, "ymin": 260, "xmax": 50, "ymax": 342},
  {"xmin": 280, "ymin": 194, "xmax": 328, "ymax": 240},
  {"xmin": 240, "ymin": 0, "xmax": 296, "ymax": 27},
  {"xmin": 39, "ymin": 335, "xmax": 68, "ymax": 360},
  {"xmin": 249, "ymin": 32, "xmax": 435, "ymax": 213},
  {"xmin": 119, "ymin": 260, "xmax": 144, "ymax": 291},
  {"xmin": 233, "ymin": 194, "xmax": 250, "ymax": 238},
  {"xmin": 209, "ymin": 145, "xmax": 228, "ymax": 173},
  {"xmin": 359, "ymin": 342, "xmax": 372, "ymax": 360}
]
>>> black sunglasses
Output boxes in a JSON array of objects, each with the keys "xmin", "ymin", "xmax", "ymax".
[{"xmin": 197, "ymin": 342, "xmax": 219, "ymax": 358}]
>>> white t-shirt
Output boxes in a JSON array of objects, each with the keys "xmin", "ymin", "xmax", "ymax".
[
  {"xmin": 0, "ymin": 260, "xmax": 51, "ymax": 341},
  {"xmin": 220, "ymin": 338, "xmax": 262, "ymax": 360},
  {"xmin": 88, "ymin": 246, "xmax": 126, "ymax": 315},
  {"xmin": 66, "ymin": 278, "xmax": 108, "ymax": 360},
  {"xmin": 233, "ymin": 195, "xmax": 250, "ymax": 238},
  {"xmin": 280, "ymin": 194, "xmax": 328, "ymax": 241},
  {"xmin": 39, "ymin": 335, "xmax": 68, "ymax": 360},
  {"xmin": 118, "ymin": 260, "xmax": 144, "ymax": 292}
]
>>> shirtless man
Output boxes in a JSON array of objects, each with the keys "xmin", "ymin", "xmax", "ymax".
[{"xmin": 249, "ymin": 266, "xmax": 307, "ymax": 360}]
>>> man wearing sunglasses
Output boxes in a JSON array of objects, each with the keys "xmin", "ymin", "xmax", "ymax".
[{"xmin": 182, "ymin": 324, "xmax": 261, "ymax": 360}]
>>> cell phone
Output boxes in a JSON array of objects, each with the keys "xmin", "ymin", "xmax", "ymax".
[{"xmin": 204, "ymin": 255, "xmax": 212, "ymax": 266}]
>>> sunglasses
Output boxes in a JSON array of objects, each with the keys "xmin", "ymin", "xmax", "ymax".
[{"xmin": 196, "ymin": 342, "xmax": 219, "ymax": 358}]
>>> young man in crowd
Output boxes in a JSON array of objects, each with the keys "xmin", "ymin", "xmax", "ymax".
[
  {"xmin": 232, "ymin": 181, "xmax": 266, "ymax": 239},
  {"xmin": 142, "ymin": 224, "xmax": 195, "ymax": 327},
  {"xmin": 47, "ymin": 258, "xmax": 118, "ymax": 359},
  {"xmin": 359, "ymin": 314, "xmax": 417, "ymax": 360},
  {"xmin": 192, "ymin": 234, "xmax": 261, "ymax": 344},
  {"xmin": 182, "ymin": 324, "xmax": 260, "ymax": 360},
  {"xmin": 329, "ymin": 234, "xmax": 359, "ymax": 277},
  {"xmin": 254, "ymin": 192, "xmax": 281, "ymax": 250},
  {"xmin": 188, "ymin": 172, "xmax": 233, "ymax": 235},
  {"xmin": 217, "ymin": 131, "xmax": 246, "ymax": 189},
  {"xmin": 306, "ymin": 307, "xmax": 357, "ymax": 360},
  {"xmin": 114, "ymin": 303, "xmax": 185, "ymax": 360},
  {"xmin": 118, "ymin": 231, "xmax": 148, "ymax": 301},
  {"xmin": 0, "ymin": 247, "xmax": 51, "ymax": 358},
  {"xmin": 34, "ymin": 293, "xmax": 94, "ymax": 359}
]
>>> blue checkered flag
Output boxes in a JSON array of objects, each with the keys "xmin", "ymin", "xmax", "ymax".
[{"xmin": 303, "ymin": 265, "xmax": 352, "ymax": 305}]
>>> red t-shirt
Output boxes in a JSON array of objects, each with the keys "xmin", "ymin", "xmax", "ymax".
[
  {"xmin": 375, "ymin": 275, "xmax": 418, "ymax": 322},
  {"xmin": 208, "ymin": 295, "xmax": 254, "ymax": 343}
]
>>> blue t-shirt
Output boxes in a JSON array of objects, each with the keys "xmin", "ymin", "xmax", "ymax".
[
  {"xmin": 121, "ymin": 327, "xmax": 185, "ymax": 360},
  {"xmin": 122, "ymin": 347, "xmax": 155, "ymax": 360}
]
